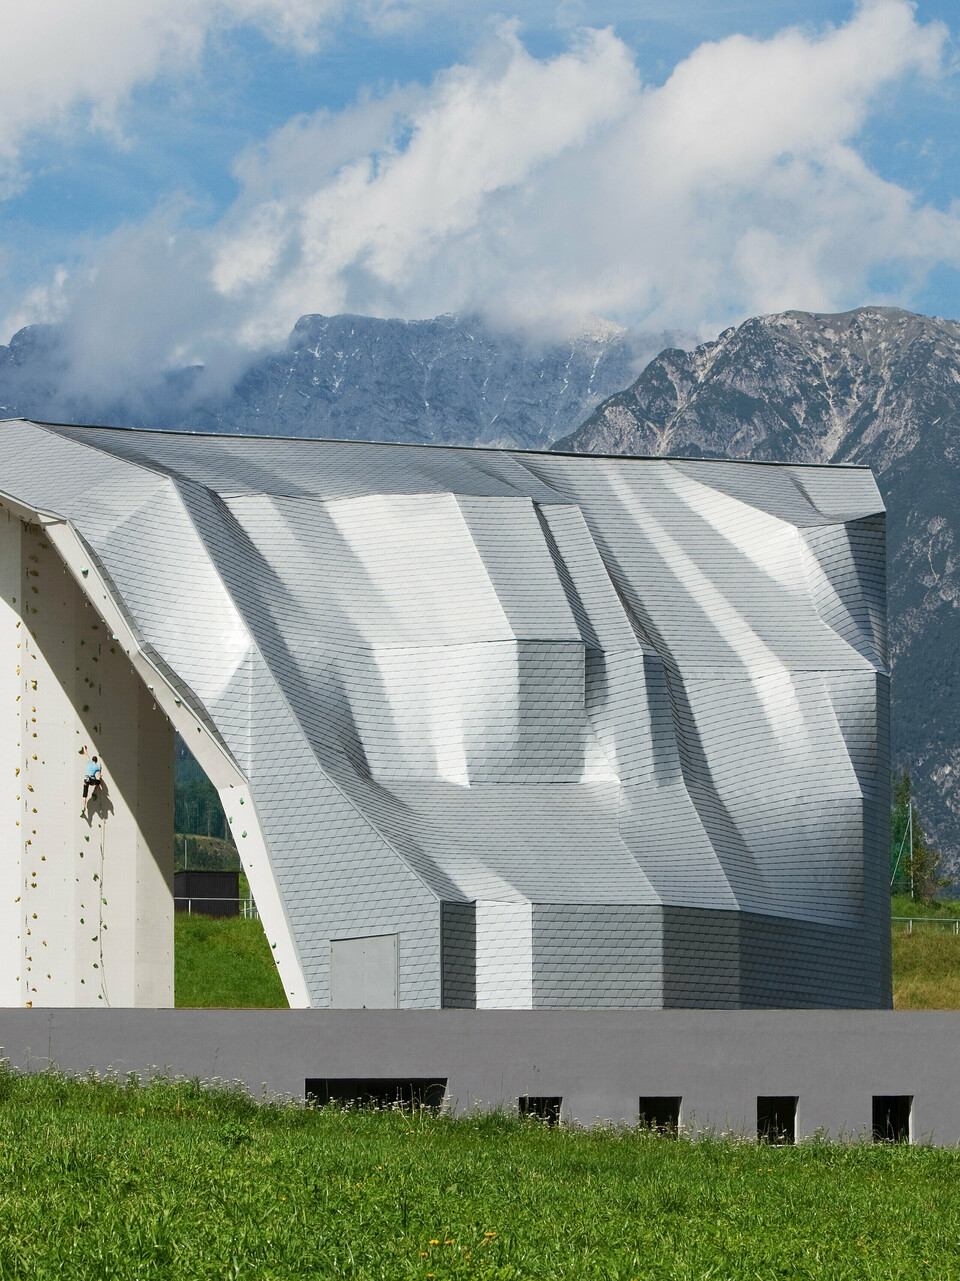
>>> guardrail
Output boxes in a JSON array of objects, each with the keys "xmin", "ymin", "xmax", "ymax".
[
  {"xmin": 174, "ymin": 896, "xmax": 259, "ymax": 921},
  {"xmin": 892, "ymin": 916, "xmax": 960, "ymax": 934}
]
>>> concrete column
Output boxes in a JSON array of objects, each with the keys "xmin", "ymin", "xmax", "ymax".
[
  {"xmin": 0, "ymin": 515, "xmax": 173, "ymax": 1007},
  {"xmin": 0, "ymin": 510, "xmax": 22, "ymax": 1005}
]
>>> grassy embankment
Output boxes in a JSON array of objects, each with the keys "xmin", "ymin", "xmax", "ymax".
[
  {"xmin": 3, "ymin": 1067, "xmax": 960, "ymax": 1279},
  {"xmin": 174, "ymin": 914, "xmax": 286, "ymax": 1008},
  {"xmin": 173, "ymin": 830, "xmax": 288, "ymax": 1008}
]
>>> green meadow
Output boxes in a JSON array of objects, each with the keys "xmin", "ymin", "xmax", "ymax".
[
  {"xmin": 892, "ymin": 894, "xmax": 960, "ymax": 1010},
  {"xmin": 1, "ymin": 1066, "xmax": 960, "ymax": 1280},
  {"xmin": 2, "ymin": 896, "xmax": 955, "ymax": 1278}
]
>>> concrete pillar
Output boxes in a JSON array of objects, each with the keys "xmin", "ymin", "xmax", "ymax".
[
  {"xmin": 0, "ymin": 512, "xmax": 173, "ymax": 1007},
  {"xmin": 0, "ymin": 511, "xmax": 22, "ymax": 1005}
]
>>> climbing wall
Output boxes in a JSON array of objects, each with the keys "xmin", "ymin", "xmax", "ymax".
[{"xmin": 0, "ymin": 510, "xmax": 174, "ymax": 1007}]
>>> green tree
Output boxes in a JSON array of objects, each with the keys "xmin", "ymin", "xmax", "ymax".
[
  {"xmin": 890, "ymin": 769, "xmax": 948, "ymax": 902},
  {"xmin": 174, "ymin": 774, "xmax": 233, "ymax": 842}
]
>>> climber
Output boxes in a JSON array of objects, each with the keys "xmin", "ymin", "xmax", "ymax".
[{"xmin": 82, "ymin": 756, "xmax": 103, "ymax": 802}]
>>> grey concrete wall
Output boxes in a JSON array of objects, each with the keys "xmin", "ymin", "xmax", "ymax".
[{"xmin": 0, "ymin": 1008, "xmax": 957, "ymax": 1142}]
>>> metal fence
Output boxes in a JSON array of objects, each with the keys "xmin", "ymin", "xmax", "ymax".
[
  {"xmin": 174, "ymin": 896, "xmax": 259, "ymax": 921},
  {"xmin": 892, "ymin": 916, "xmax": 960, "ymax": 935}
]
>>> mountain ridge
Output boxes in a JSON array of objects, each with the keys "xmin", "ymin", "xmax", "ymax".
[{"xmin": 0, "ymin": 312, "xmax": 664, "ymax": 451}]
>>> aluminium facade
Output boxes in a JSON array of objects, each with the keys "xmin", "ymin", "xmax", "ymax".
[{"xmin": 0, "ymin": 420, "xmax": 890, "ymax": 1009}]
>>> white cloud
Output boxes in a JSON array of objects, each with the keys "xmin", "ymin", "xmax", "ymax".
[
  {"xmin": 217, "ymin": 22, "xmax": 640, "ymax": 344},
  {"xmin": 0, "ymin": 0, "xmax": 338, "ymax": 185},
  {"xmin": 208, "ymin": 0, "xmax": 960, "ymax": 342},
  {"xmin": 7, "ymin": 0, "xmax": 960, "ymax": 393}
]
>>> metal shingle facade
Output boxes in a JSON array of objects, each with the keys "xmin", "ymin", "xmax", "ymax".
[{"xmin": 0, "ymin": 420, "xmax": 890, "ymax": 1008}]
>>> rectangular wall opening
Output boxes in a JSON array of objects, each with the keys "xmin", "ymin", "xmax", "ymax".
[
  {"xmin": 873, "ymin": 1095, "xmax": 913, "ymax": 1143},
  {"xmin": 175, "ymin": 735, "xmax": 236, "ymax": 853},
  {"xmin": 757, "ymin": 1096, "xmax": 797, "ymax": 1145},
  {"xmin": 638, "ymin": 1096, "xmax": 681, "ymax": 1134},
  {"xmin": 305, "ymin": 1078, "xmax": 447, "ymax": 1110},
  {"xmin": 519, "ymin": 1096, "xmax": 562, "ymax": 1125}
]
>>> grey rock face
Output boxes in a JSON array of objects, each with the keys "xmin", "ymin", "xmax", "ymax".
[
  {"xmin": 0, "ymin": 313, "xmax": 653, "ymax": 451},
  {"xmin": 183, "ymin": 314, "xmax": 654, "ymax": 449},
  {"xmin": 557, "ymin": 305, "xmax": 960, "ymax": 868}
]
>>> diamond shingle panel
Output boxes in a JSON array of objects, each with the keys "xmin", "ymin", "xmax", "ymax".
[{"xmin": 0, "ymin": 422, "xmax": 890, "ymax": 1008}]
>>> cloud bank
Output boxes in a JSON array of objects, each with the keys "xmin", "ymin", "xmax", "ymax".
[
  {"xmin": 0, "ymin": 0, "xmax": 340, "ymax": 190},
  {"xmin": 4, "ymin": 0, "xmax": 960, "ymax": 399}
]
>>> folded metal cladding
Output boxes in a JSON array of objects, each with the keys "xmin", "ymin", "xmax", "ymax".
[{"xmin": 0, "ymin": 421, "xmax": 890, "ymax": 1008}]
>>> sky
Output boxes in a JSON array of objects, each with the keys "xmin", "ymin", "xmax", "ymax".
[{"xmin": 0, "ymin": 0, "xmax": 958, "ymax": 396}]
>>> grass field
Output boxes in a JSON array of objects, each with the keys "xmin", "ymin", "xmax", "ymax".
[
  {"xmin": 174, "ymin": 914, "xmax": 287, "ymax": 1008},
  {"xmin": 891, "ymin": 894, "xmax": 960, "ymax": 1010},
  {"xmin": 2, "ymin": 1067, "xmax": 960, "ymax": 1280},
  {"xmin": 891, "ymin": 894, "xmax": 960, "ymax": 920},
  {"xmin": 892, "ymin": 929, "xmax": 960, "ymax": 1009}
]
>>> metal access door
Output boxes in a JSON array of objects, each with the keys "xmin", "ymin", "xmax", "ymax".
[{"xmin": 329, "ymin": 934, "xmax": 399, "ymax": 1008}]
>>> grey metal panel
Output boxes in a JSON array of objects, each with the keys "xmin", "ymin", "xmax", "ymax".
[
  {"xmin": 532, "ymin": 905, "xmax": 663, "ymax": 1007},
  {"xmin": 330, "ymin": 935, "xmax": 399, "ymax": 1009},
  {"xmin": 0, "ymin": 421, "xmax": 889, "ymax": 1009}
]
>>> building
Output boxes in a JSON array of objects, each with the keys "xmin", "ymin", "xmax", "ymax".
[{"xmin": 0, "ymin": 420, "xmax": 889, "ymax": 1009}]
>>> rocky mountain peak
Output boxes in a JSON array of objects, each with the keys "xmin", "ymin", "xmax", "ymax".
[{"xmin": 557, "ymin": 305, "xmax": 960, "ymax": 475}]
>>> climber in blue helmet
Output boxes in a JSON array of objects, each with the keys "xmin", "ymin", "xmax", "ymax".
[{"xmin": 82, "ymin": 755, "xmax": 102, "ymax": 803}]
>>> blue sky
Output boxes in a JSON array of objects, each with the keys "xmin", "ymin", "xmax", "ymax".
[{"xmin": 0, "ymin": 0, "xmax": 957, "ymax": 392}]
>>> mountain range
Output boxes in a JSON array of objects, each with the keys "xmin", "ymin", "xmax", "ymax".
[{"xmin": 0, "ymin": 313, "xmax": 657, "ymax": 451}]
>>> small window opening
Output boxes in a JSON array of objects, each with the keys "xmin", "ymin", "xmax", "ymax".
[
  {"xmin": 519, "ymin": 1096, "xmax": 562, "ymax": 1125},
  {"xmin": 638, "ymin": 1096, "xmax": 681, "ymax": 1135},
  {"xmin": 873, "ymin": 1095, "xmax": 912, "ymax": 1143},
  {"xmin": 757, "ymin": 1096, "xmax": 797, "ymax": 1145},
  {"xmin": 305, "ymin": 1078, "xmax": 446, "ymax": 1111}
]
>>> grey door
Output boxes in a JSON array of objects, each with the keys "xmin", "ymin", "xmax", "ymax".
[{"xmin": 330, "ymin": 934, "xmax": 399, "ymax": 1008}]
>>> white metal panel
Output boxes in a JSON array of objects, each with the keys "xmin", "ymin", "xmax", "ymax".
[
  {"xmin": 330, "ymin": 934, "xmax": 399, "ymax": 1009},
  {"xmin": 475, "ymin": 902, "xmax": 533, "ymax": 1009}
]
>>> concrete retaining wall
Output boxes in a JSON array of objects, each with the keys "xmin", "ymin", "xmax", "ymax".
[{"xmin": 0, "ymin": 1008, "xmax": 957, "ymax": 1142}]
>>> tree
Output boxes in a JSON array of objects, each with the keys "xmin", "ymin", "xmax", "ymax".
[{"xmin": 890, "ymin": 769, "xmax": 948, "ymax": 902}]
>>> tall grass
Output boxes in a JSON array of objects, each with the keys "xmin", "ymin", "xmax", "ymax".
[
  {"xmin": 1, "ymin": 1066, "xmax": 960, "ymax": 1279},
  {"xmin": 893, "ymin": 930, "xmax": 960, "ymax": 1009},
  {"xmin": 891, "ymin": 893, "xmax": 960, "ymax": 920}
]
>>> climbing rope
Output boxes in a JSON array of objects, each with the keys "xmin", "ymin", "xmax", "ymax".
[{"xmin": 95, "ymin": 802, "xmax": 109, "ymax": 1007}]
